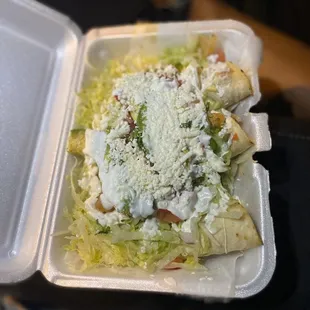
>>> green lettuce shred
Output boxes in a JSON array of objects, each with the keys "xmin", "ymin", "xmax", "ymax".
[
  {"xmin": 65, "ymin": 160, "xmax": 206, "ymax": 271},
  {"xmin": 160, "ymin": 36, "xmax": 207, "ymax": 70}
]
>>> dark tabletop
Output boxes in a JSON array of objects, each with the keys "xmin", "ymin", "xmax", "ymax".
[{"xmin": 1, "ymin": 1, "xmax": 310, "ymax": 309}]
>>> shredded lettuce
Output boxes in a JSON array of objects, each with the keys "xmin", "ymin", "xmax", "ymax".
[
  {"xmin": 65, "ymin": 207, "xmax": 203, "ymax": 271},
  {"xmin": 65, "ymin": 160, "xmax": 209, "ymax": 271},
  {"xmin": 65, "ymin": 38, "xmax": 245, "ymax": 273},
  {"xmin": 160, "ymin": 36, "xmax": 208, "ymax": 70},
  {"xmin": 75, "ymin": 35, "xmax": 220, "ymax": 129},
  {"xmin": 76, "ymin": 55, "xmax": 158, "ymax": 129},
  {"xmin": 70, "ymin": 158, "xmax": 88, "ymax": 208},
  {"xmin": 204, "ymin": 97, "xmax": 223, "ymax": 111}
]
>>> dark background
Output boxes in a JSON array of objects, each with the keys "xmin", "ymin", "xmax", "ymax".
[
  {"xmin": 2, "ymin": 1, "xmax": 310, "ymax": 309},
  {"xmin": 37, "ymin": 0, "xmax": 310, "ymax": 45},
  {"xmin": 227, "ymin": 0, "xmax": 310, "ymax": 45}
]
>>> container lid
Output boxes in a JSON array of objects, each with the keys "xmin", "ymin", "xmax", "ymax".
[{"xmin": 0, "ymin": 0, "xmax": 81, "ymax": 282}]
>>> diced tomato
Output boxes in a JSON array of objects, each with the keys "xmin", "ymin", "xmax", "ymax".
[
  {"xmin": 215, "ymin": 49, "xmax": 226, "ymax": 62},
  {"xmin": 172, "ymin": 256, "xmax": 185, "ymax": 263},
  {"xmin": 95, "ymin": 199, "xmax": 114, "ymax": 213},
  {"xmin": 163, "ymin": 256, "xmax": 186, "ymax": 270},
  {"xmin": 156, "ymin": 209, "xmax": 182, "ymax": 223},
  {"xmin": 163, "ymin": 265, "xmax": 180, "ymax": 271},
  {"xmin": 114, "ymin": 95, "xmax": 119, "ymax": 101},
  {"xmin": 233, "ymin": 133, "xmax": 239, "ymax": 141}
]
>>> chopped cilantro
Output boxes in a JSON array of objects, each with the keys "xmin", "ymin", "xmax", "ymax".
[
  {"xmin": 95, "ymin": 220, "xmax": 111, "ymax": 234},
  {"xmin": 121, "ymin": 200, "xmax": 131, "ymax": 216},
  {"xmin": 223, "ymin": 150, "xmax": 232, "ymax": 165},
  {"xmin": 209, "ymin": 137, "xmax": 221, "ymax": 154},
  {"xmin": 136, "ymin": 104, "xmax": 147, "ymax": 129},
  {"xmin": 97, "ymin": 226, "xmax": 111, "ymax": 234},
  {"xmin": 105, "ymin": 126, "xmax": 112, "ymax": 134},
  {"xmin": 104, "ymin": 144, "xmax": 111, "ymax": 163},
  {"xmin": 192, "ymin": 175, "xmax": 207, "ymax": 187},
  {"xmin": 131, "ymin": 104, "xmax": 149, "ymax": 155}
]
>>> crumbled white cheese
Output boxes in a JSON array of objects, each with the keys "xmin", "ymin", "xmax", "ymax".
[
  {"xmin": 107, "ymin": 121, "xmax": 130, "ymax": 141},
  {"xmin": 92, "ymin": 113, "xmax": 111, "ymax": 131},
  {"xmin": 84, "ymin": 155, "xmax": 95, "ymax": 166},
  {"xmin": 84, "ymin": 132, "xmax": 155, "ymax": 218},
  {"xmin": 112, "ymin": 88, "xmax": 123, "ymax": 98},
  {"xmin": 217, "ymin": 109, "xmax": 233, "ymax": 138},
  {"xmin": 78, "ymin": 155, "xmax": 101, "ymax": 198},
  {"xmin": 131, "ymin": 194, "xmax": 154, "ymax": 218},
  {"xmin": 207, "ymin": 54, "xmax": 219, "ymax": 64},
  {"xmin": 199, "ymin": 134, "xmax": 211, "ymax": 148},
  {"xmin": 140, "ymin": 218, "xmax": 159, "ymax": 238},
  {"xmin": 88, "ymin": 207, "xmax": 127, "ymax": 227},
  {"xmin": 155, "ymin": 64, "xmax": 178, "ymax": 79},
  {"xmin": 157, "ymin": 191, "xmax": 197, "ymax": 220},
  {"xmin": 78, "ymin": 176, "xmax": 101, "ymax": 197},
  {"xmin": 83, "ymin": 64, "xmax": 233, "ymax": 222}
]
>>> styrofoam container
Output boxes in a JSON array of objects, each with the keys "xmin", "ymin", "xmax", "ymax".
[{"xmin": 0, "ymin": 0, "xmax": 275, "ymax": 299}]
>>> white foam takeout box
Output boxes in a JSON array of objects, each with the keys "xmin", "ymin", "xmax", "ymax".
[{"xmin": 0, "ymin": 0, "xmax": 276, "ymax": 299}]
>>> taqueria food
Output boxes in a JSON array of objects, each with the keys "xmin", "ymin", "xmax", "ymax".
[{"xmin": 65, "ymin": 35, "xmax": 261, "ymax": 271}]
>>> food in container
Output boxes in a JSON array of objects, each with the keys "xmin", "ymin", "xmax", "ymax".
[
  {"xmin": 65, "ymin": 34, "xmax": 262, "ymax": 272},
  {"xmin": 0, "ymin": 0, "xmax": 275, "ymax": 297}
]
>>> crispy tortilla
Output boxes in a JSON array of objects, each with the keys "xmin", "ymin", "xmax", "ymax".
[
  {"xmin": 203, "ymin": 62, "xmax": 253, "ymax": 108},
  {"xmin": 228, "ymin": 117, "xmax": 254, "ymax": 157},
  {"xmin": 200, "ymin": 203, "xmax": 262, "ymax": 256},
  {"xmin": 68, "ymin": 130, "xmax": 261, "ymax": 257}
]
